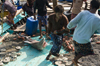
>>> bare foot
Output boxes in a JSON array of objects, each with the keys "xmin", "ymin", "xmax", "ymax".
[
  {"xmin": 72, "ymin": 59, "xmax": 78, "ymax": 66},
  {"xmin": 47, "ymin": 36, "xmax": 51, "ymax": 40},
  {"xmin": 46, "ymin": 54, "xmax": 50, "ymax": 60},
  {"xmin": 22, "ymin": 14, "xmax": 25, "ymax": 16},
  {"xmin": 96, "ymin": 41, "xmax": 100, "ymax": 44},
  {"xmin": 39, "ymin": 35, "xmax": 43, "ymax": 39},
  {"xmin": 46, "ymin": 53, "xmax": 51, "ymax": 60}
]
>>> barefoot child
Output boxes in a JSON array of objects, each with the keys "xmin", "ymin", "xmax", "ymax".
[
  {"xmin": 46, "ymin": 5, "xmax": 69, "ymax": 60},
  {"xmin": 1, "ymin": 0, "xmax": 17, "ymax": 29},
  {"xmin": 67, "ymin": 0, "xmax": 100, "ymax": 66}
]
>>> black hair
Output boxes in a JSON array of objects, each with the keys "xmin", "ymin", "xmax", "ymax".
[
  {"xmin": 91, "ymin": 0, "xmax": 100, "ymax": 9},
  {"xmin": 54, "ymin": 5, "xmax": 64, "ymax": 13},
  {"xmin": 1, "ymin": 0, "xmax": 5, "ymax": 3}
]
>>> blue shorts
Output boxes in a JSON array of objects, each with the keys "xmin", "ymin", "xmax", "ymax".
[{"xmin": 37, "ymin": 15, "xmax": 47, "ymax": 26}]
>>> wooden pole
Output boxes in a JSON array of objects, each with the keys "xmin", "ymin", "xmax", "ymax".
[
  {"xmin": 53, "ymin": 0, "xmax": 57, "ymax": 9},
  {"xmin": 0, "ymin": 32, "xmax": 9, "ymax": 43}
]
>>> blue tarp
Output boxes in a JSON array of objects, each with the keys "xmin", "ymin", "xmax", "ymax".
[{"xmin": 4, "ymin": 36, "xmax": 67, "ymax": 66}]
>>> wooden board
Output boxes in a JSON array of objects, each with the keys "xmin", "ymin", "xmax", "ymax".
[
  {"xmin": 14, "ymin": 23, "xmax": 26, "ymax": 31},
  {"xmin": 0, "ymin": 9, "xmax": 27, "ymax": 35}
]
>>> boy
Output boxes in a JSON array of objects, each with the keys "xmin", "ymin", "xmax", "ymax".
[
  {"xmin": 67, "ymin": 0, "xmax": 100, "ymax": 66},
  {"xmin": 1, "ymin": 0, "xmax": 17, "ymax": 29},
  {"xmin": 34, "ymin": 0, "xmax": 52, "ymax": 39},
  {"xmin": 22, "ymin": 0, "xmax": 35, "ymax": 16},
  {"xmin": 46, "ymin": 5, "xmax": 69, "ymax": 60}
]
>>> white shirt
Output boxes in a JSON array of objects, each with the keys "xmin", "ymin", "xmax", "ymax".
[{"xmin": 67, "ymin": 10, "xmax": 100, "ymax": 44}]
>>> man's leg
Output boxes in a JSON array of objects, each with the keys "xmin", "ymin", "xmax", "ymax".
[
  {"xmin": 72, "ymin": 53, "xmax": 82, "ymax": 66},
  {"xmin": 43, "ymin": 15, "xmax": 48, "ymax": 38},
  {"xmin": 39, "ymin": 20, "xmax": 43, "ymax": 39},
  {"xmin": 46, "ymin": 51, "xmax": 52, "ymax": 60},
  {"xmin": 46, "ymin": 35, "xmax": 62, "ymax": 60},
  {"xmin": 44, "ymin": 23, "xmax": 48, "ymax": 38}
]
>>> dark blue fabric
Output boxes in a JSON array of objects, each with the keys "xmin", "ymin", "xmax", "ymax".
[
  {"xmin": 51, "ymin": 34, "xmax": 63, "ymax": 54},
  {"xmin": 38, "ymin": 15, "xmax": 47, "ymax": 26}
]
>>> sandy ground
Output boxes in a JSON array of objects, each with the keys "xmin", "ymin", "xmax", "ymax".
[
  {"xmin": 0, "ymin": 34, "xmax": 100, "ymax": 66},
  {"xmin": 49, "ymin": 35, "xmax": 100, "ymax": 66}
]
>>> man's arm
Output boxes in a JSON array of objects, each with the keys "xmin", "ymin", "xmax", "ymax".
[
  {"xmin": 68, "ymin": 0, "xmax": 74, "ymax": 13},
  {"xmin": 34, "ymin": 1, "xmax": 37, "ymax": 20},
  {"xmin": 27, "ymin": 0, "xmax": 29, "ymax": 6},
  {"xmin": 46, "ymin": 0, "xmax": 52, "ymax": 9},
  {"xmin": 11, "ymin": 0, "xmax": 14, "ymax": 5},
  {"xmin": 96, "ymin": 25, "xmax": 100, "ymax": 33},
  {"xmin": 84, "ymin": 1, "xmax": 87, "ymax": 10},
  {"xmin": 47, "ymin": 17, "xmax": 52, "ymax": 35},
  {"xmin": 67, "ymin": 11, "xmax": 83, "ymax": 29}
]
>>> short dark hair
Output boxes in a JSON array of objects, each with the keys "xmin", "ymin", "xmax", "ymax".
[
  {"xmin": 91, "ymin": 0, "xmax": 100, "ymax": 9},
  {"xmin": 54, "ymin": 5, "xmax": 64, "ymax": 13},
  {"xmin": 1, "ymin": 0, "xmax": 5, "ymax": 3}
]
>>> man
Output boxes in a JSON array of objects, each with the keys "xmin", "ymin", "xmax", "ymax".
[
  {"xmin": 34, "ymin": 0, "xmax": 52, "ymax": 39},
  {"xmin": 46, "ymin": 5, "xmax": 69, "ymax": 60},
  {"xmin": 68, "ymin": 0, "xmax": 87, "ymax": 34},
  {"xmin": 67, "ymin": 0, "xmax": 100, "ymax": 66}
]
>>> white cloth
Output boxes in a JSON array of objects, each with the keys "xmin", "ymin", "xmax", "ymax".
[{"xmin": 67, "ymin": 10, "xmax": 100, "ymax": 44}]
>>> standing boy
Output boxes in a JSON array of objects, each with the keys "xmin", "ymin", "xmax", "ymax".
[
  {"xmin": 46, "ymin": 5, "xmax": 69, "ymax": 60},
  {"xmin": 67, "ymin": 0, "xmax": 100, "ymax": 66},
  {"xmin": 34, "ymin": 0, "xmax": 52, "ymax": 39}
]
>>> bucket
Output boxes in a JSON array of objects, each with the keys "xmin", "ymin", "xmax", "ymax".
[
  {"xmin": 17, "ymin": 6, "xmax": 22, "ymax": 10},
  {"xmin": 26, "ymin": 16, "xmax": 38, "ymax": 36}
]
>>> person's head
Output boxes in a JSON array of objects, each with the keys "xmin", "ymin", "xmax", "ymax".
[
  {"xmin": 90, "ymin": 0, "xmax": 100, "ymax": 9},
  {"xmin": 54, "ymin": 5, "xmax": 64, "ymax": 18},
  {"xmin": 1, "ymin": 0, "xmax": 5, "ymax": 3}
]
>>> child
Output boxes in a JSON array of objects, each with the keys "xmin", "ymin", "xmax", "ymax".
[
  {"xmin": 34, "ymin": 0, "xmax": 52, "ymax": 39},
  {"xmin": 1, "ymin": 0, "xmax": 17, "ymax": 29},
  {"xmin": 46, "ymin": 5, "xmax": 69, "ymax": 60},
  {"xmin": 22, "ymin": 0, "xmax": 35, "ymax": 16},
  {"xmin": 67, "ymin": 0, "xmax": 100, "ymax": 66}
]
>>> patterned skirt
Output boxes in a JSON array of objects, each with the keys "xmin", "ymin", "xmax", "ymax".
[
  {"xmin": 50, "ymin": 34, "xmax": 63, "ymax": 55},
  {"xmin": 73, "ymin": 40, "xmax": 94, "ymax": 56}
]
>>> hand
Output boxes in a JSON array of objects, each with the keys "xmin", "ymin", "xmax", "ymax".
[
  {"xmin": 34, "ymin": 16, "xmax": 36, "ymax": 20},
  {"xmin": 67, "ymin": 10, "xmax": 70, "ymax": 13},
  {"xmin": 12, "ymin": 3, "xmax": 15, "ymax": 5},
  {"xmin": 34, "ymin": 13, "xmax": 36, "ymax": 20},
  {"xmin": 47, "ymin": 36, "xmax": 51, "ymax": 40},
  {"xmin": 22, "ymin": 14, "xmax": 25, "ymax": 16},
  {"xmin": 27, "ymin": 2, "xmax": 29, "ymax": 6},
  {"xmin": 53, "ymin": 30, "xmax": 57, "ymax": 34}
]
